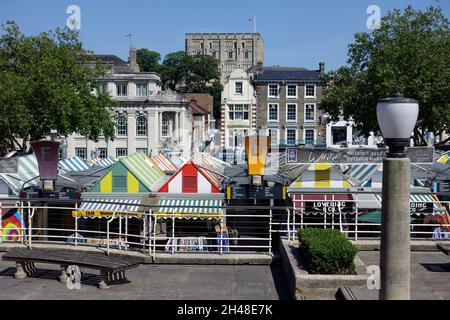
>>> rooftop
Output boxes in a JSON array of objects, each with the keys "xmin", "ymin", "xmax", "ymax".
[{"xmin": 251, "ymin": 66, "xmax": 322, "ymax": 82}]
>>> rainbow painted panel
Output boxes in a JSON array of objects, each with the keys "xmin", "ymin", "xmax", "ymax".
[{"xmin": 2, "ymin": 210, "xmax": 24, "ymax": 241}]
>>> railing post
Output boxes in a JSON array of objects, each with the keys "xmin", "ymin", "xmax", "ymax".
[
  {"xmin": 118, "ymin": 215, "xmax": 122, "ymax": 250},
  {"xmin": 74, "ymin": 202, "xmax": 78, "ymax": 247},
  {"xmin": 106, "ymin": 212, "xmax": 116, "ymax": 256},
  {"xmin": 125, "ymin": 215, "xmax": 128, "ymax": 251},
  {"xmin": 269, "ymin": 199, "xmax": 273, "ymax": 253},
  {"xmin": 171, "ymin": 211, "xmax": 175, "ymax": 255},
  {"xmin": 20, "ymin": 201, "xmax": 24, "ymax": 244},
  {"xmin": 153, "ymin": 213, "xmax": 157, "ymax": 260},
  {"xmin": 287, "ymin": 209, "xmax": 291, "ymax": 243},
  {"xmin": 27, "ymin": 202, "xmax": 34, "ymax": 250}
]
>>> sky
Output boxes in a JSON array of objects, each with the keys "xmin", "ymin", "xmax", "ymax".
[{"xmin": 0, "ymin": 0, "xmax": 448, "ymax": 71}]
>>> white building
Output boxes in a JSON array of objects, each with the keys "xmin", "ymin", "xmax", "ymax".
[
  {"xmin": 220, "ymin": 68, "xmax": 257, "ymax": 149},
  {"xmin": 66, "ymin": 48, "xmax": 193, "ymax": 160}
]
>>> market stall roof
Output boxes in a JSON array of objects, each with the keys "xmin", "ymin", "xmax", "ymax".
[
  {"xmin": 169, "ymin": 155, "xmax": 186, "ymax": 168},
  {"xmin": 191, "ymin": 153, "xmax": 230, "ymax": 187},
  {"xmin": 151, "ymin": 153, "xmax": 178, "ymax": 174},
  {"xmin": 121, "ymin": 152, "xmax": 166, "ymax": 191},
  {"xmin": 0, "ymin": 154, "xmax": 40, "ymax": 194},
  {"xmin": 343, "ymin": 164, "xmax": 380, "ymax": 186},
  {"xmin": 154, "ymin": 198, "xmax": 223, "ymax": 219},
  {"xmin": 73, "ymin": 197, "xmax": 143, "ymax": 218},
  {"xmin": 59, "ymin": 156, "xmax": 90, "ymax": 173},
  {"xmin": 91, "ymin": 157, "xmax": 116, "ymax": 168},
  {"xmin": 289, "ymin": 163, "xmax": 354, "ymax": 189},
  {"xmin": 437, "ymin": 152, "xmax": 450, "ymax": 164}
]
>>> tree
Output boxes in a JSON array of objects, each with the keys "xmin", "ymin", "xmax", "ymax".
[
  {"xmin": 136, "ymin": 48, "xmax": 161, "ymax": 72},
  {"xmin": 0, "ymin": 21, "xmax": 116, "ymax": 155},
  {"xmin": 320, "ymin": 6, "xmax": 450, "ymax": 145},
  {"xmin": 159, "ymin": 51, "xmax": 188, "ymax": 91}
]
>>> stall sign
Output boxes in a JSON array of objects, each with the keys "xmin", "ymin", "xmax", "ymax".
[{"xmin": 304, "ymin": 201, "xmax": 353, "ymax": 214}]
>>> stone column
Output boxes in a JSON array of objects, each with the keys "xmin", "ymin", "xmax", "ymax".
[
  {"xmin": 128, "ymin": 112, "xmax": 136, "ymax": 155},
  {"xmin": 379, "ymin": 157, "xmax": 411, "ymax": 300},
  {"xmin": 175, "ymin": 111, "xmax": 180, "ymax": 141}
]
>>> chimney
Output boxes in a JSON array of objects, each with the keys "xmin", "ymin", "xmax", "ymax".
[
  {"xmin": 129, "ymin": 47, "xmax": 140, "ymax": 72},
  {"xmin": 319, "ymin": 62, "xmax": 325, "ymax": 74},
  {"xmin": 255, "ymin": 61, "xmax": 263, "ymax": 72}
]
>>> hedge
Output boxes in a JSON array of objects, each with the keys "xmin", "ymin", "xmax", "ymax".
[{"xmin": 297, "ymin": 228, "xmax": 358, "ymax": 275}]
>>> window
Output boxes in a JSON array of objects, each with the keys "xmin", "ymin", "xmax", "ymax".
[
  {"xmin": 116, "ymin": 148, "xmax": 127, "ymax": 157},
  {"xmin": 286, "ymin": 129, "xmax": 297, "ymax": 145},
  {"xmin": 136, "ymin": 84, "xmax": 148, "ymax": 97},
  {"xmin": 268, "ymin": 129, "xmax": 279, "ymax": 145},
  {"xmin": 286, "ymin": 104, "xmax": 297, "ymax": 122},
  {"xmin": 305, "ymin": 84, "xmax": 316, "ymax": 98},
  {"xmin": 304, "ymin": 129, "xmax": 315, "ymax": 145},
  {"xmin": 161, "ymin": 120, "xmax": 169, "ymax": 137},
  {"xmin": 136, "ymin": 116, "xmax": 147, "ymax": 136},
  {"xmin": 75, "ymin": 148, "xmax": 87, "ymax": 159},
  {"xmin": 228, "ymin": 51, "xmax": 233, "ymax": 59},
  {"xmin": 99, "ymin": 83, "xmax": 108, "ymax": 94},
  {"xmin": 116, "ymin": 116, "xmax": 127, "ymax": 136},
  {"xmin": 183, "ymin": 176, "xmax": 197, "ymax": 192},
  {"xmin": 212, "ymin": 51, "xmax": 217, "ymax": 58},
  {"xmin": 287, "ymin": 85, "xmax": 297, "ymax": 98},
  {"xmin": 228, "ymin": 104, "xmax": 249, "ymax": 120},
  {"xmin": 136, "ymin": 148, "xmax": 148, "ymax": 155},
  {"xmin": 98, "ymin": 148, "xmax": 107, "ymax": 159},
  {"xmin": 332, "ymin": 127, "xmax": 348, "ymax": 145},
  {"xmin": 117, "ymin": 83, "xmax": 128, "ymax": 96},
  {"xmin": 268, "ymin": 104, "xmax": 279, "ymax": 122},
  {"xmin": 268, "ymin": 85, "xmax": 279, "ymax": 98},
  {"xmin": 304, "ymin": 104, "xmax": 316, "ymax": 122},
  {"xmin": 244, "ymin": 51, "xmax": 249, "ymax": 59},
  {"xmin": 235, "ymin": 82, "xmax": 243, "ymax": 94},
  {"xmin": 113, "ymin": 176, "xmax": 127, "ymax": 190}
]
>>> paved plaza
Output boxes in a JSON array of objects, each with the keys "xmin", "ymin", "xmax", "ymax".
[
  {"xmin": 0, "ymin": 253, "xmax": 290, "ymax": 300},
  {"xmin": 356, "ymin": 251, "xmax": 450, "ymax": 300}
]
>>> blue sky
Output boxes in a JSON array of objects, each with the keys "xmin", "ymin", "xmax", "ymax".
[{"xmin": 0, "ymin": 0, "xmax": 448, "ymax": 71}]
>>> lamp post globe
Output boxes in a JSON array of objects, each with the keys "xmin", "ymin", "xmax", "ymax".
[{"xmin": 376, "ymin": 93, "xmax": 419, "ymax": 157}]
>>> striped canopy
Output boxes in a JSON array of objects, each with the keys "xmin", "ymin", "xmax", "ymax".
[
  {"xmin": 344, "ymin": 164, "xmax": 380, "ymax": 186},
  {"xmin": 151, "ymin": 154, "xmax": 178, "ymax": 173},
  {"xmin": 154, "ymin": 199, "xmax": 222, "ymax": 219},
  {"xmin": 73, "ymin": 198, "xmax": 142, "ymax": 218},
  {"xmin": 121, "ymin": 152, "xmax": 166, "ymax": 191},
  {"xmin": 0, "ymin": 155, "xmax": 40, "ymax": 193},
  {"xmin": 169, "ymin": 155, "xmax": 185, "ymax": 168},
  {"xmin": 191, "ymin": 153, "xmax": 230, "ymax": 188},
  {"xmin": 374, "ymin": 194, "xmax": 446, "ymax": 215},
  {"xmin": 59, "ymin": 156, "xmax": 91, "ymax": 172},
  {"xmin": 92, "ymin": 157, "xmax": 116, "ymax": 168}
]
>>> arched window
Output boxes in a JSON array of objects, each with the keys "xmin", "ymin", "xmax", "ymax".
[
  {"xmin": 136, "ymin": 116, "xmax": 147, "ymax": 136},
  {"xmin": 116, "ymin": 116, "xmax": 127, "ymax": 136}
]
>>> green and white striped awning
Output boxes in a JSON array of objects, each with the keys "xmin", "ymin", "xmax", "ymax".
[
  {"xmin": 154, "ymin": 199, "xmax": 223, "ymax": 219},
  {"xmin": 374, "ymin": 194, "xmax": 446, "ymax": 215}
]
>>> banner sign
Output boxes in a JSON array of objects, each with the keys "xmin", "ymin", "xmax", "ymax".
[
  {"xmin": 286, "ymin": 147, "xmax": 434, "ymax": 164},
  {"xmin": 0, "ymin": 158, "xmax": 18, "ymax": 173},
  {"xmin": 410, "ymin": 201, "xmax": 434, "ymax": 214},
  {"xmin": 304, "ymin": 201, "xmax": 353, "ymax": 214},
  {"xmin": 30, "ymin": 141, "xmax": 60, "ymax": 181},
  {"xmin": 245, "ymin": 136, "xmax": 271, "ymax": 176}
]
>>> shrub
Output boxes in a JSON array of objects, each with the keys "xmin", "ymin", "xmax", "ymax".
[{"xmin": 297, "ymin": 228, "xmax": 358, "ymax": 275}]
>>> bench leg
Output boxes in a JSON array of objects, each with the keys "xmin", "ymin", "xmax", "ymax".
[
  {"xmin": 98, "ymin": 271, "xmax": 110, "ymax": 289},
  {"xmin": 14, "ymin": 262, "xmax": 27, "ymax": 280},
  {"xmin": 59, "ymin": 265, "xmax": 68, "ymax": 283},
  {"xmin": 23, "ymin": 262, "xmax": 36, "ymax": 276}
]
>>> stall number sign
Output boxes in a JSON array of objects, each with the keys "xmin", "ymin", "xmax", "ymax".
[
  {"xmin": 305, "ymin": 201, "xmax": 353, "ymax": 214},
  {"xmin": 438, "ymin": 180, "xmax": 450, "ymax": 193},
  {"xmin": 410, "ymin": 202, "xmax": 433, "ymax": 214}
]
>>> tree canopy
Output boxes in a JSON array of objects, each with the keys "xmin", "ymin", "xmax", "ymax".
[
  {"xmin": 320, "ymin": 6, "xmax": 450, "ymax": 145},
  {"xmin": 0, "ymin": 21, "xmax": 116, "ymax": 155},
  {"xmin": 136, "ymin": 48, "xmax": 161, "ymax": 72}
]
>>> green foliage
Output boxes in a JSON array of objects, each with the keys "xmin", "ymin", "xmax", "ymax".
[
  {"xmin": 298, "ymin": 228, "xmax": 358, "ymax": 275},
  {"xmin": 0, "ymin": 21, "xmax": 115, "ymax": 155},
  {"xmin": 320, "ymin": 6, "xmax": 450, "ymax": 145},
  {"xmin": 136, "ymin": 48, "xmax": 161, "ymax": 72}
]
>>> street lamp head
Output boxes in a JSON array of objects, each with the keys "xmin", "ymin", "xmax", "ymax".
[{"xmin": 376, "ymin": 93, "xmax": 419, "ymax": 158}]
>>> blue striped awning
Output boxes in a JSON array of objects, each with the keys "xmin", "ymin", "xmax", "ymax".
[
  {"xmin": 73, "ymin": 198, "xmax": 142, "ymax": 218},
  {"xmin": 59, "ymin": 157, "xmax": 91, "ymax": 172},
  {"xmin": 344, "ymin": 164, "xmax": 379, "ymax": 186},
  {"xmin": 155, "ymin": 199, "xmax": 222, "ymax": 219},
  {"xmin": 92, "ymin": 157, "xmax": 116, "ymax": 168}
]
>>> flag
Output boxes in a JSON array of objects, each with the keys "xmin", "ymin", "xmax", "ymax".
[{"xmin": 249, "ymin": 15, "xmax": 255, "ymax": 22}]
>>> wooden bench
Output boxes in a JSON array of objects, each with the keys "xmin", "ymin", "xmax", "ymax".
[
  {"xmin": 437, "ymin": 243, "xmax": 450, "ymax": 256},
  {"xmin": 2, "ymin": 250, "xmax": 140, "ymax": 289}
]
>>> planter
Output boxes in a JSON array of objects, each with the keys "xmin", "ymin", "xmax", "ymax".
[{"xmin": 280, "ymin": 239, "xmax": 369, "ymax": 300}]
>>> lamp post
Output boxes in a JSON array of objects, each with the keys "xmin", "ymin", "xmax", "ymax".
[{"xmin": 376, "ymin": 93, "xmax": 419, "ymax": 300}]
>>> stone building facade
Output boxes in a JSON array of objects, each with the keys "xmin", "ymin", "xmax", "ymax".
[
  {"xmin": 66, "ymin": 48, "xmax": 193, "ymax": 160},
  {"xmin": 185, "ymin": 33, "xmax": 264, "ymax": 84},
  {"xmin": 220, "ymin": 68, "xmax": 257, "ymax": 149},
  {"xmin": 251, "ymin": 63, "xmax": 327, "ymax": 149}
]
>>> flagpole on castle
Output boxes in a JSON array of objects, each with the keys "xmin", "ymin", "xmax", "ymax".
[{"xmin": 250, "ymin": 15, "xmax": 256, "ymax": 33}]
